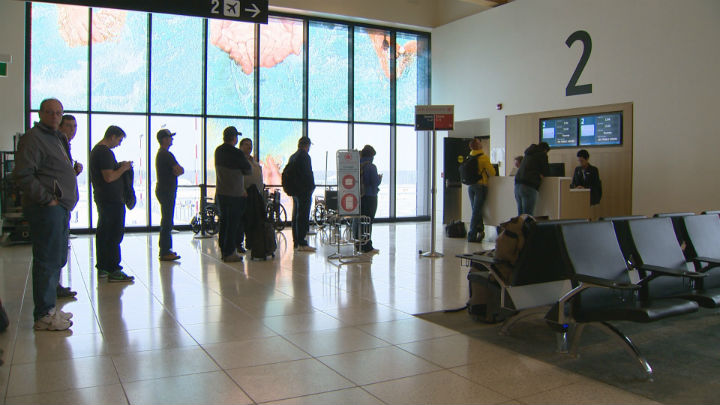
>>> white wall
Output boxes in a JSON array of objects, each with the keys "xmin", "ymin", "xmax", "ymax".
[
  {"xmin": 432, "ymin": 0, "xmax": 720, "ymax": 215},
  {"xmin": 0, "ymin": 0, "xmax": 26, "ymax": 150}
]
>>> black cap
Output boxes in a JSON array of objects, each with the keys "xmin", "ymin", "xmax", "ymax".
[
  {"xmin": 223, "ymin": 126, "xmax": 241, "ymax": 142},
  {"xmin": 156, "ymin": 128, "xmax": 175, "ymax": 142}
]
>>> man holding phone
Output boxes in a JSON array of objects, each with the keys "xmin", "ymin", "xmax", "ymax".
[{"xmin": 89, "ymin": 125, "xmax": 134, "ymax": 282}]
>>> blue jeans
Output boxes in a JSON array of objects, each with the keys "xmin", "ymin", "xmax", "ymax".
[
  {"xmin": 96, "ymin": 201, "xmax": 126, "ymax": 272},
  {"xmin": 156, "ymin": 189, "xmax": 176, "ymax": 256},
  {"xmin": 514, "ymin": 183, "xmax": 539, "ymax": 216},
  {"xmin": 468, "ymin": 184, "xmax": 488, "ymax": 238},
  {"xmin": 217, "ymin": 194, "xmax": 245, "ymax": 258},
  {"xmin": 292, "ymin": 193, "xmax": 312, "ymax": 247},
  {"xmin": 26, "ymin": 205, "xmax": 69, "ymax": 320}
]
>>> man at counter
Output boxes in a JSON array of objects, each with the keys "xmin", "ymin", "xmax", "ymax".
[
  {"xmin": 514, "ymin": 142, "xmax": 550, "ymax": 215},
  {"xmin": 467, "ymin": 137, "xmax": 496, "ymax": 242},
  {"xmin": 570, "ymin": 149, "xmax": 602, "ymax": 206}
]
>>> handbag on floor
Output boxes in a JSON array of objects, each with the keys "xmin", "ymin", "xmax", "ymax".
[
  {"xmin": 0, "ymin": 297, "xmax": 9, "ymax": 333},
  {"xmin": 445, "ymin": 220, "xmax": 467, "ymax": 238}
]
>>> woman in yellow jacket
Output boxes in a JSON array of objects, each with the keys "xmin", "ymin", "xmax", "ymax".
[{"xmin": 467, "ymin": 137, "xmax": 496, "ymax": 242}]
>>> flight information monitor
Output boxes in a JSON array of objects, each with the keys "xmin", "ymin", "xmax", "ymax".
[
  {"xmin": 540, "ymin": 117, "xmax": 578, "ymax": 148},
  {"xmin": 579, "ymin": 112, "xmax": 622, "ymax": 146}
]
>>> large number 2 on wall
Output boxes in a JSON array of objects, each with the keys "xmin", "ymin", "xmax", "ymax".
[{"xmin": 565, "ymin": 30, "xmax": 592, "ymax": 96}]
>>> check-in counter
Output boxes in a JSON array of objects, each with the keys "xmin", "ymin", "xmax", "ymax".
[{"xmin": 461, "ymin": 176, "xmax": 590, "ymax": 226}]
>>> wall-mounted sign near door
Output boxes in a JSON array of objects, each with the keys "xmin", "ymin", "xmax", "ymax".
[{"xmin": 31, "ymin": 0, "xmax": 269, "ymax": 24}]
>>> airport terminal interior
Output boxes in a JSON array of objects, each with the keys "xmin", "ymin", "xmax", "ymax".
[{"xmin": 1, "ymin": 0, "xmax": 720, "ymax": 404}]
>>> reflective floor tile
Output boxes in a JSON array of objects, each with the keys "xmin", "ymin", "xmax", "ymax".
[
  {"xmin": 102, "ymin": 327, "xmax": 198, "ymax": 355},
  {"xmin": 283, "ymin": 327, "xmax": 390, "ymax": 357},
  {"xmin": 183, "ymin": 319, "xmax": 277, "ymax": 344},
  {"xmin": 263, "ymin": 387, "xmax": 384, "ymax": 405},
  {"xmin": 398, "ymin": 334, "xmax": 518, "ymax": 369},
  {"xmin": 11, "ymin": 332, "xmax": 108, "ymax": 364},
  {"xmin": 262, "ymin": 312, "xmax": 346, "ymax": 335},
  {"xmin": 317, "ymin": 346, "xmax": 440, "ymax": 386},
  {"xmin": 7, "ymin": 356, "xmax": 119, "ymax": 397},
  {"xmin": 227, "ymin": 358, "xmax": 354, "ymax": 403},
  {"xmin": 203, "ymin": 336, "xmax": 310, "ymax": 369},
  {"xmin": 451, "ymin": 355, "xmax": 585, "ymax": 399},
  {"xmin": 111, "ymin": 346, "xmax": 219, "ymax": 382},
  {"xmin": 122, "ymin": 371, "xmax": 252, "ymax": 405},
  {"xmin": 516, "ymin": 376, "xmax": 661, "ymax": 404},
  {"xmin": 5, "ymin": 383, "xmax": 128, "ymax": 405},
  {"xmin": 357, "ymin": 317, "xmax": 458, "ymax": 344},
  {"xmin": 363, "ymin": 370, "xmax": 509, "ymax": 405}
]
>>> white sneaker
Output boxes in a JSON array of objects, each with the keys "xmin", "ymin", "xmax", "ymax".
[
  {"xmin": 297, "ymin": 245, "xmax": 317, "ymax": 252},
  {"xmin": 50, "ymin": 307, "xmax": 73, "ymax": 320},
  {"xmin": 34, "ymin": 311, "xmax": 72, "ymax": 331}
]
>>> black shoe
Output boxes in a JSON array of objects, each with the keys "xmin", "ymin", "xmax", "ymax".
[
  {"xmin": 108, "ymin": 270, "xmax": 135, "ymax": 283},
  {"xmin": 237, "ymin": 246, "xmax": 247, "ymax": 254},
  {"xmin": 56, "ymin": 285, "xmax": 77, "ymax": 298}
]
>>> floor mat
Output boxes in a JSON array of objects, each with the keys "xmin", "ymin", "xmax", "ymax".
[{"xmin": 416, "ymin": 308, "xmax": 720, "ymax": 404}]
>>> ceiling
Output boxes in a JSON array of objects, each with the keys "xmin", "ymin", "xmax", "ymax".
[{"xmin": 269, "ymin": 0, "xmax": 512, "ymax": 30}]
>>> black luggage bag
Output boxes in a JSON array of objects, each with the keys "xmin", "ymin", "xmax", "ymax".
[
  {"xmin": 250, "ymin": 221, "xmax": 277, "ymax": 260},
  {"xmin": 445, "ymin": 220, "xmax": 467, "ymax": 238},
  {"xmin": 467, "ymin": 264, "xmax": 509, "ymax": 323}
]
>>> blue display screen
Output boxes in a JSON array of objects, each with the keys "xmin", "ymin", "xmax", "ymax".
[
  {"xmin": 579, "ymin": 112, "xmax": 622, "ymax": 146},
  {"xmin": 540, "ymin": 117, "xmax": 578, "ymax": 148}
]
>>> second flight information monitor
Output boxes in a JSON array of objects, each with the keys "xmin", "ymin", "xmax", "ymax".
[
  {"xmin": 579, "ymin": 112, "xmax": 622, "ymax": 146},
  {"xmin": 540, "ymin": 117, "xmax": 578, "ymax": 147}
]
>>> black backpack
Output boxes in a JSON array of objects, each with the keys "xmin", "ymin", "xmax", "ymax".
[
  {"xmin": 459, "ymin": 155, "xmax": 481, "ymax": 185},
  {"xmin": 281, "ymin": 160, "xmax": 297, "ymax": 197}
]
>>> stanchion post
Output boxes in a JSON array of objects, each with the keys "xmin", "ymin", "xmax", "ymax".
[{"xmin": 421, "ymin": 129, "xmax": 443, "ymax": 258}]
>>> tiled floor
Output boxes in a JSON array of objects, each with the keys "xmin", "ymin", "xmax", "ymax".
[{"xmin": 0, "ymin": 223, "xmax": 659, "ymax": 404}]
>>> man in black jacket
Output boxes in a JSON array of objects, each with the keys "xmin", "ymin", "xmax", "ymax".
[
  {"xmin": 514, "ymin": 142, "xmax": 550, "ymax": 215},
  {"xmin": 287, "ymin": 137, "xmax": 316, "ymax": 252},
  {"xmin": 214, "ymin": 126, "xmax": 251, "ymax": 262},
  {"xmin": 570, "ymin": 149, "xmax": 602, "ymax": 206}
]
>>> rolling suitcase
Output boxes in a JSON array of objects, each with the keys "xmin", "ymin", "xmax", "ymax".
[{"xmin": 250, "ymin": 221, "xmax": 277, "ymax": 260}]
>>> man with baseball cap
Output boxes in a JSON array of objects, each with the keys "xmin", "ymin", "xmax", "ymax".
[{"xmin": 156, "ymin": 128, "xmax": 184, "ymax": 261}]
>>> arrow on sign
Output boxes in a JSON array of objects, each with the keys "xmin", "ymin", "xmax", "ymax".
[{"xmin": 245, "ymin": 3, "xmax": 260, "ymax": 18}]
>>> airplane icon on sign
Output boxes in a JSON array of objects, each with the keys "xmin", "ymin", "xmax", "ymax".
[{"xmin": 224, "ymin": 0, "xmax": 240, "ymax": 17}]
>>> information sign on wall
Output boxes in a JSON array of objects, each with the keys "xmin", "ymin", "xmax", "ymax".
[
  {"xmin": 415, "ymin": 105, "xmax": 455, "ymax": 131},
  {"xmin": 336, "ymin": 150, "xmax": 360, "ymax": 215}
]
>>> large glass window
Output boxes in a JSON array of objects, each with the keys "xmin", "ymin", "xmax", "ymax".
[
  {"xmin": 396, "ymin": 126, "xmax": 418, "ymax": 216},
  {"xmin": 259, "ymin": 17, "xmax": 304, "ymax": 119},
  {"xmin": 354, "ymin": 27, "xmax": 390, "ymax": 123},
  {"xmin": 90, "ymin": 114, "xmax": 148, "ymax": 227},
  {"xmin": 354, "ymin": 124, "xmax": 390, "ymax": 218},
  {"xmin": 308, "ymin": 22, "xmax": 349, "ymax": 121},
  {"xmin": 30, "ymin": 3, "xmax": 89, "ymax": 111},
  {"xmin": 207, "ymin": 19, "xmax": 255, "ymax": 116},
  {"xmin": 91, "ymin": 9, "xmax": 148, "ymax": 112},
  {"xmin": 149, "ymin": 116, "xmax": 203, "ymax": 226},
  {"xmin": 28, "ymin": 3, "xmax": 430, "ymax": 228},
  {"xmin": 150, "ymin": 13, "xmax": 203, "ymax": 115}
]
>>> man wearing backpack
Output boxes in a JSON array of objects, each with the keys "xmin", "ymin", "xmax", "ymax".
[
  {"xmin": 286, "ymin": 136, "xmax": 316, "ymax": 252},
  {"xmin": 466, "ymin": 137, "xmax": 496, "ymax": 242}
]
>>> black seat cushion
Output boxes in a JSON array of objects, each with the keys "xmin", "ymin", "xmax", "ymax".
[{"xmin": 574, "ymin": 297, "xmax": 698, "ymax": 323}]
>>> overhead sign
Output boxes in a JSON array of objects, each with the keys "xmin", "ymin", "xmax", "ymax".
[
  {"xmin": 415, "ymin": 105, "xmax": 454, "ymax": 131},
  {"xmin": 336, "ymin": 150, "xmax": 360, "ymax": 216},
  {"xmin": 31, "ymin": 0, "xmax": 269, "ymax": 24}
]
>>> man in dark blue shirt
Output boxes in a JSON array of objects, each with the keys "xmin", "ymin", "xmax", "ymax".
[
  {"xmin": 287, "ymin": 136, "xmax": 316, "ymax": 252},
  {"xmin": 155, "ymin": 129, "xmax": 184, "ymax": 261}
]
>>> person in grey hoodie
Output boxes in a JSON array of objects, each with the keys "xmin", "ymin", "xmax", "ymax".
[{"xmin": 12, "ymin": 98, "xmax": 78, "ymax": 331}]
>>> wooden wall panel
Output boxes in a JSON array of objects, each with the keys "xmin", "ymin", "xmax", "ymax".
[{"xmin": 505, "ymin": 102, "xmax": 633, "ymax": 218}]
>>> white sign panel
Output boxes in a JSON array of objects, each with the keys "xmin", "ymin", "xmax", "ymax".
[{"xmin": 336, "ymin": 150, "xmax": 360, "ymax": 215}]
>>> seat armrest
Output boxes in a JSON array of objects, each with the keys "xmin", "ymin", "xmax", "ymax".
[
  {"xmin": 692, "ymin": 256, "xmax": 720, "ymax": 266},
  {"xmin": 639, "ymin": 264, "xmax": 707, "ymax": 279},
  {"xmin": 456, "ymin": 253, "xmax": 511, "ymax": 266},
  {"xmin": 574, "ymin": 274, "xmax": 641, "ymax": 290}
]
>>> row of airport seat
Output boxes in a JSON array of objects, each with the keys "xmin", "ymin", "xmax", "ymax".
[{"xmin": 458, "ymin": 211, "xmax": 720, "ymax": 379}]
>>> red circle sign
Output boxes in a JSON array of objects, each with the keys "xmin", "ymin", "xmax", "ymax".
[
  {"xmin": 341, "ymin": 194, "xmax": 358, "ymax": 212},
  {"xmin": 342, "ymin": 174, "xmax": 356, "ymax": 189}
]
